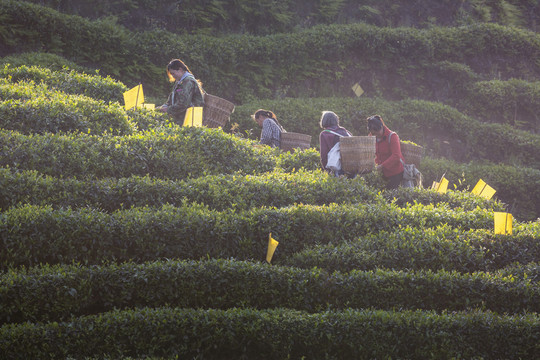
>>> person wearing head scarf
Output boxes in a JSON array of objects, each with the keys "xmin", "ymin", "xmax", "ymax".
[{"xmin": 319, "ymin": 111, "xmax": 352, "ymax": 174}]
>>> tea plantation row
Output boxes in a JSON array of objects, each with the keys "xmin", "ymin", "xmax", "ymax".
[
  {"xmin": 3, "ymin": 67, "xmax": 539, "ymax": 168},
  {"xmin": 1, "ymin": 259, "xmax": 538, "ymax": 325},
  {"xmin": 4, "ymin": 0, "xmax": 540, "ymax": 104},
  {"xmin": 1, "ymin": 307, "xmax": 538, "ymax": 359},
  {"xmin": 0, "ymin": 202, "xmax": 528, "ymax": 270},
  {"xmin": 0, "ymin": 167, "xmax": 504, "ymax": 213}
]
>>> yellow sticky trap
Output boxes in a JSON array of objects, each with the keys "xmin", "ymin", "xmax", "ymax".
[
  {"xmin": 471, "ymin": 179, "xmax": 496, "ymax": 200},
  {"xmin": 183, "ymin": 107, "xmax": 203, "ymax": 127},
  {"xmin": 352, "ymin": 82, "xmax": 364, "ymax": 97},
  {"xmin": 142, "ymin": 103, "xmax": 155, "ymax": 110},
  {"xmin": 266, "ymin": 233, "xmax": 279, "ymax": 264},
  {"xmin": 431, "ymin": 181, "xmax": 439, "ymax": 190},
  {"xmin": 437, "ymin": 177, "xmax": 449, "ymax": 194},
  {"xmin": 494, "ymin": 212, "xmax": 513, "ymax": 235},
  {"xmin": 123, "ymin": 84, "xmax": 144, "ymax": 110}
]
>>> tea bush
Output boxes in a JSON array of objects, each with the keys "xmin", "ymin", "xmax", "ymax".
[
  {"xmin": 0, "ymin": 81, "xmax": 135, "ymax": 135},
  {"xmin": 3, "ymin": 0, "xmax": 540, "ymax": 101},
  {"xmin": 0, "ymin": 168, "xmax": 381, "ymax": 212},
  {"xmin": 461, "ymin": 79, "xmax": 540, "ymax": 131},
  {"xmin": 286, "ymin": 224, "xmax": 540, "ymax": 273},
  {"xmin": 0, "ymin": 203, "xmax": 497, "ymax": 270},
  {"xmin": 0, "ymin": 127, "xmax": 277, "ymax": 179},
  {"xmin": 1, "ymin": 307, "xmax": 538, "ymax": 359},
  {"xmin": 0, "ymin": 52, "xmax": 89, "ymax": 72},
  {"xmin": 1, "ymin": 259, "xmax": 538, "ymax": 325},
  {"xmin": 420, "ymin": 157, "xmax": 540, "ymax": 221},
  {"xmin": 0, "ymin": 64, "xmax": 127, "ymax": 102},
  {"xmin": 20, "ymin": 0, "xmax": 538, "ymax": 34}
]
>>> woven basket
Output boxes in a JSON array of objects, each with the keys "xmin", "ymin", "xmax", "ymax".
[
  {"xmin": 401, "ymin": 142, "xmax": 424, "ymax": 167},
  {"xmin": 280, "ymin": 132, "xmax": 312, "ymax": 152},
  {"xmin": 202, "ymin": 94, "xmax": 235, "ymax": 128},
  {"xmin": 340, "ymin": 136, "xmax": 376, "ymax": 174}
]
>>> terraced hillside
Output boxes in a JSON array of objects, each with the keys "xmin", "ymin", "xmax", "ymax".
[{"xmin": 1, "ymin": 0, "xmax": 539, "ymax": 358}]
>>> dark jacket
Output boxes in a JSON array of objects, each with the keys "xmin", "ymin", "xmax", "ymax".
[{"xmin": 165, "ymin": 73, "xmax": 205, "ymax": 124}]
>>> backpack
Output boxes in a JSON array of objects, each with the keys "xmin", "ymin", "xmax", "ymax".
[
  {"xmin": 324, "ymin": 130, "xmax": 349, "ymax": 175},
  {"xmin": 387, "ymin": 132, "xmax": 422, "ymax": 188}
]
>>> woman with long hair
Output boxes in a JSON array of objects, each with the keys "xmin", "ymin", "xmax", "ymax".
[{"xmin": 158, "ymin": 59, "xmax": 205, "ymax": 124}]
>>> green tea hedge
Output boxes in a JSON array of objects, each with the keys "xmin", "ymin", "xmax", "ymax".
[
  {"xmin": 1, "ymin": 307, "xmax": 538, "ymax": 359},
  {"xmin": 1, "ymin": 259, "xmax": 538, "ymax": 325},
  {"xmin": 0, "ymin": 52, "xmax": 90, "ymax": 72},
  {"xmin": 21, "ymin": 0, "xmax": 537, "ymax": 35},
  {"xmin": 0, "ymin": 127, "xmax": 277, "ymax": 179},
  {"xmin": 419, "ymin": 157, "xmax": 540, "ymax": 221},
  {"xmin": 286, "ymin": 224, "xmax": 540, "ymax": 273},
  {"xmin": 3, "ymin": 0, "xmax": 540, "ymax": 101},
  {"xmin": 0, "ymin": 81, "xmax": 135, "ymax": 135},
  {"xmin": 461, "ymin": 79, "xmax": 540, "ymax": 132},
  {"xmin": 0, "ymin": 168, "xmax": 380, "ymax": 212},
  {"xmin": 0, "ymin": 203, "xmax": 495, "ymax": 269},
  {"xmin": 0, "ymin": 64, "xmax": 127, "ymax": 102}
]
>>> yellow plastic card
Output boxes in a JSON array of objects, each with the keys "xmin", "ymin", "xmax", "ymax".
[
  {"xmin": 480, "ymin": 185, "xmax": 496, "ymax": 200},
  {"xmin": 431, "ymin": 181, "xmax": 439, "ymax": 190},
  {"xmin": 471, "ymin": 179, "xmax": 496, "ymax": 200},
  {"xmin": 142, "ymin": 103, "xmax": 155, "ymax": 110},
  {"xmin": 352, "ymin": 82, "xmax": 364, "ymax": 97},
  {"xmin": 494, "ymin": 212, "xmax": 513, "ymax": 235},
  {"xmin": 123, "ymin": 84, "xmax": 144, "ymax": 110},
  {"xmin": 183, "ymin": 107, "xmax": 203, "ymax": 127},
  {"xmin": 437, "ymin": 177, "xmax": 449, "ymax": 194},
  {"xmin": 266, "ymin": 233, "xmax": 279, "ymax": 264}
]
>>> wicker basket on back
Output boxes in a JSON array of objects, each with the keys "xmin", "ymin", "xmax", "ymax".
[
  {"xmin": 202, "ymin": 94, "xmax": 235, "ymax": 128},
  {"xmin": 280, "ymin": 132, "xmax": 312, "ymax": 152},
  {"xmin": 340, "ymin": 136, "xmax": 376, "ymax": 174},
  {"xmin": 400, "ymin": 142, "xmax": 424, "ymax": 167}
]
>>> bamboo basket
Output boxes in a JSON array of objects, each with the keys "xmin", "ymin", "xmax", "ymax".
[
  {"xmin": 202, "ymin": 94, "xmax": 235, "ymax": 128},
  {"xmin": 340, "ymin": 136, "xmax": 376, "ymax": 174},
  {"xmin": 401, "ymin": 142, "xmax": 424, "ymax": 167},
  {"xmin": 280, "ymin": 132, "xmax": 312, "ymax": 152}
]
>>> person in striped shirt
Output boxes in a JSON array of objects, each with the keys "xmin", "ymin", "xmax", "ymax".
[{"xmin": 251, "ymin": 109, "xmax": 285, "ymax": 148}]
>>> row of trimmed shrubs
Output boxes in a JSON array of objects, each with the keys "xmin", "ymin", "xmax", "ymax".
[
  {"xmin": 0, "ymin": 80, "xmax": 136, "ymax": 135},
  {"xmin": 460, "ymin": 79, "xmax": 540, "ymax": 131},
  {"xmin": 0, "ymin": 127, "xmax": 278, "ymax": 179},
  {"xmin": 1, "ymin": 259, "xmax": 538, "ymax": 325},
  {"xmin": 0, "ymin": 203, "xmax": 514, "ymax": 270},
  {"xmin": 0, "ymin": 125, "xmax": 536, "ymax": 219},
  {"xmin": 3, "ymin": 0, "xmax": 540, "ymax": 102},
  {"xmin": 1, "ymin": 307, "xmax": 538, "ymax": 359},
  {"xmin": 285, "ymin": 223, "xmax": 540, "ymax": 273},
  {"xmin": 4, "ymin": 69, "xmax": 535, "ymax": 169},
  {"xmin": 21, "ymin": 0, "xmax": 538, "ymax": 35},
  {"xmin": 419, "ymin": 157, "xmax": 540, "ymax": 221},
  {"xmin": 0, "ymin": 64, "xmax": 126, "ymax": 102},
  {"xmin": 0, "ymin": 167, "xmax": 505, "ymax": 213},
  {"xmin": 2, "ymin": 72, "xmax": 538, "ymax": 171}
]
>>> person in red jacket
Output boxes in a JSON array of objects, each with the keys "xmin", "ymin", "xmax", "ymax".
[{"xmin": 367, "ymin": 115, "xmax": 405, "ymax": 189}]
